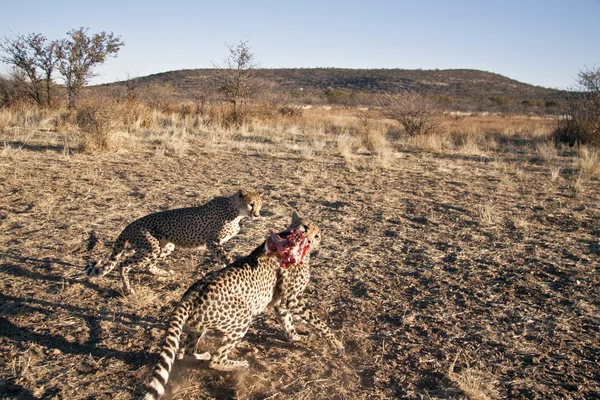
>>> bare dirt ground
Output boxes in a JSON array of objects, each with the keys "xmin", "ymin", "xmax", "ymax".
[{"xmin": 1, "ymin": 130, "xmax": 599, "ymax": 399}]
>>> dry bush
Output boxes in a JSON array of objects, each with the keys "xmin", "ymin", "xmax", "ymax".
[
  {"xmin": 555, "ymin": 67, "xmax": 600, "ymax": 147},
  {"xmin": 380, "ymin": 92, "xmax": 444, "ymax": 136},
  {"xmin": 75, "ymin": 97, "xmax": 122, "ymax": 153}
]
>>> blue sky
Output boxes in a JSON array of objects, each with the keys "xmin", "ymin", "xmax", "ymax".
[{"xmin": 1, "ymin": 0, "xmax": 598, "ymax": 89}]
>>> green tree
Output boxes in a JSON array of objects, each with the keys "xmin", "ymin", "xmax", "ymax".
[{"xmin": 55, "ymin": 27, "xmax": 124, "ymax": 108}]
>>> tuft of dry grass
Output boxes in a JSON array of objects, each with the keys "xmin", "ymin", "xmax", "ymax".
[
  {"xmin": 573, "ymin": 147, "xmax": 600, "ymax": 177},
  {"xmin": 549, "ymin": 166, "xmax": 561, "ymax": 181},
  {"xmin": 535, "ymin": 140, "xmax": 558, "ymax": 161},
  {"xmin": 336, "ymin": 133, "xmax": 358, "ymax": 166},
  {"xmin": 1, "ymin": 141, "xmax": 24, "ymax": 159},
  {"xmin": 448, "ymin": 357, "xmax": 499, "ymax": 400},
  {"xmin": 474, "ymin": 202, "xmax": 501, "ymax": 226},
  {"xmin": 405, "ymin": 133, "xmax": 447, "ymax": 153}
]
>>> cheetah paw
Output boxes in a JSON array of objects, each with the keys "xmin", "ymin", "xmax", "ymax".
[
  {"xmin": 209, "ymin": 359, "xmax": 249, "ymax": 371},
  {"xmin": 178, "ymin": 352, "xmax": 211, "ymax": 361},
  {"xmin": 286, "ymin": 333, "xmax": 304, "ymax": 342},
  {"xmin": 331, "ymin": 339, "xmax": 344, "ymax": 353}
]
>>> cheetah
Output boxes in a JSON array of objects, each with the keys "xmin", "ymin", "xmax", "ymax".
[
  {"xmin": 271, "ymin": 211, "xmax": 343, "ymax": 347},
  {"xmin": 143, "ymin": 212, "xmax": 342, "ymax": 400},
  {"xmin": 85, "ymin": 189, "xmax": 262, "ymax": 295}
]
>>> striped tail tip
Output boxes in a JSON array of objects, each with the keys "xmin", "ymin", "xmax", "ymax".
[{"xmin": 143, "ymin": 382, "xmax": 163, "ymax": 400}]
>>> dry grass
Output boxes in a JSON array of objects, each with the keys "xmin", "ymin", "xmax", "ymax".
[
  {"xmin": 535, "ymin": 140, "xmax": 558, "ymax": 161},
  {"xmin": 448, "ymin": 366, "xmax": 499, "ymax": 400},
  {"xmin": 574, "ymin": 147, "xmax": 600, "ymax": 177},
  {"xmin": 474, "ymin": 202, "xmax": 501, "ymax": 227},
  {"xmin": 549, "ymin": 166, "xmax": 562, "ymax": 181},
  {"xmin": 0, "ymin": 102, "xmax": 599, "ymax": 400}
]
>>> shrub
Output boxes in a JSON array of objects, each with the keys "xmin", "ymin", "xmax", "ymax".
[
  {"xmin": 76, "ymin": 97, "xmax": 121, "ymax": 152},
  {"xmin": 555, "ymin": 67, "xmax": 600, "ymax": 147},
  {"xmin": 380, "ymin": 92, "xmax": 443, "ymax": 136}
]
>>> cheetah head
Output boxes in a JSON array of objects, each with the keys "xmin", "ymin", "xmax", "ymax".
[
  {"xmin": 288, "ymin": 210, "xmax": 321, "ymax": 250},
  {"xmin": 265, "ymin": 229, "xmax": 310, "ymax": 268},
  {"xmin": 237, "ymin": 188, "xmax": 262, "ymax": 218}
]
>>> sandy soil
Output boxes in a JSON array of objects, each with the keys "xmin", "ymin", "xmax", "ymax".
[{"xmin": 0, "ymin": 134, "xmax": 599, "ymax": 399}]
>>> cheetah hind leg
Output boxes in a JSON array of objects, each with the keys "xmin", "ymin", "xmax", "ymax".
[
  {"xmin": 119, "ymin": 250, "xmax": 160, "ymax": 295},
  {"xmin": 148, "ymin": 242, "xmax": 175, "ymax": 276},
  {"xmin": 177, "ymin": 331, "xmax": 211, "ymax": 361},
  {"xmin": 209, "ymin": 320, "xmax": 251, "ymax": 371}
]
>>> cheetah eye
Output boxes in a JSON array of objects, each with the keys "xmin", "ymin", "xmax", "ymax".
[{"xmin": 314, "ymin": 234, "xmax": 320, "ymax": 240}]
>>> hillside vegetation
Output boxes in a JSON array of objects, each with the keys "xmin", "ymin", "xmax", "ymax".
[{"xmin": 109, "ymin": 68, "xmax": 567, "ymax": 112}]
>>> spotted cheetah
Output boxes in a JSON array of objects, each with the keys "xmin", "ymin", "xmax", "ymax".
[
  {"xmin": 85, "ymin": 189, "xmax": 262, "ymax": 295},
  {"xmin": 272, "ymin": 211, "xmax": 343, "ymax": 348},
  {"xmin": 143, "ymin": 212, "xmax": 342, "ymax": 400}
]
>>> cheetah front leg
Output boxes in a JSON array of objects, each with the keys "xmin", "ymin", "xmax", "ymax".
[
  {"xmin": 207, "ymin": 241, "xmax": 233, "ymax": 268},
  {"xmin": 273, "ymin": 270, "xmax": 303, "ymax": 342},
  {"xmin": 287, "ymin": 296, "xmax": 344, "ymax": 352}
]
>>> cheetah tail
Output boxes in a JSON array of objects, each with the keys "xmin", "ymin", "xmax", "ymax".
[
  {"xmin": 144, "ymin": 302, "xmax": 192, "ymax": 400},
  {"xmin": 84, "ymin": 234, "xmax": 127, "ymax": 278}
]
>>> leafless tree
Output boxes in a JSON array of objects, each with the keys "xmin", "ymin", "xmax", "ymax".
[
  {"xmin": 555, "ymin": 66, "xmax": 600, "ymax": 147},
  {"xmin": 1, "ymin": 34, "xmax": 46, "ymax": 105},
  {"xmin": 28, "ymin": 34, "xmax": 57, "ymax": 107},
  {"xmin": 380, "ymin": 91, "xmax": 443, "ymax": 136},
  {"xmin": 55, "ymin": 27, "xmax": 124, "ymax": 109},
  {"xmin": 0, "ymin": 74, "xmax": 26, "ymax": 106},
  {"xmin": 213, "ymin": 40, "xmax": 259, "ymax": 122}
]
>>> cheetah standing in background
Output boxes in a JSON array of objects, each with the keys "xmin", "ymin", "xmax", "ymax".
[
  {"xmin": 143, "ymin": 212, "xmax": 343, "ymax": 400},
  {"xmin": 85, "ymin": 189, "xmax": 262, "ymax": 294}
]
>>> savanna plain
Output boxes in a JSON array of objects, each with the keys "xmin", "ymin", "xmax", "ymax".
[{"xmin": 0, "ymin": 102, "xmax": 599, "ymax": 400}]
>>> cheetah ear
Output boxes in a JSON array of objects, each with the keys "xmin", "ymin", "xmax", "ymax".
[
  {"xmin": 237, "ymin": 188, "xmax": 247, "ymax": 198},
  {"xmin": 291, "ymin": 210, "xmax": 301, "ymax": 225}
]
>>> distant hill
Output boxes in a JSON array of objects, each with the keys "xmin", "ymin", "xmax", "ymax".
[{"xmin": 108, "ymin": 68, "xmax": 568, "ymax": 109}]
